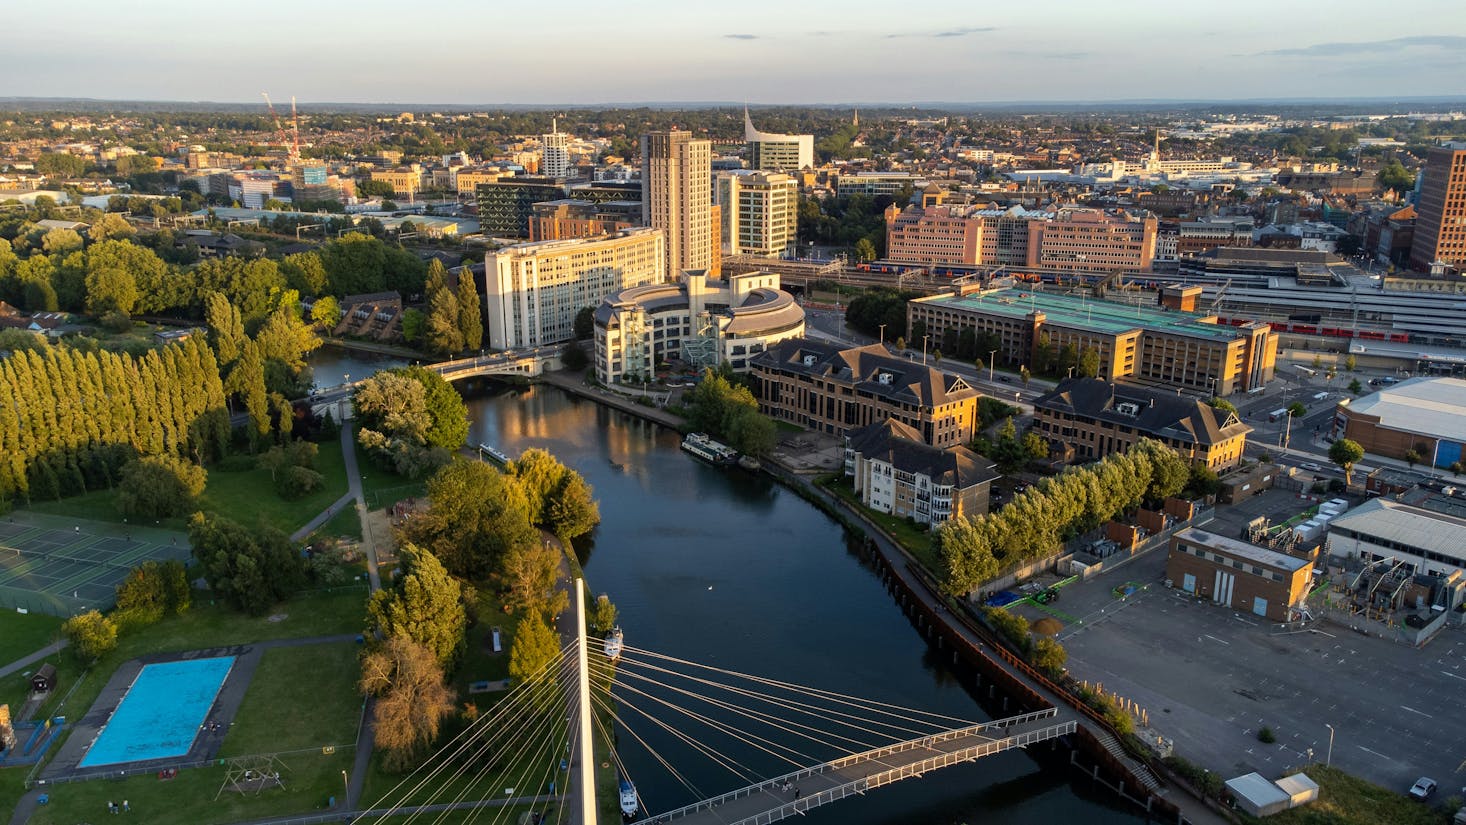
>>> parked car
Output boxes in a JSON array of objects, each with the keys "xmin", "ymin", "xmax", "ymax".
[
  {"xmin": 1299, "ymin": 462, "xmax": 1323, "ymax": 472},
  {"xmin": 1409, "ymin": 777, "xmax": 1437, "ymax": 800}
]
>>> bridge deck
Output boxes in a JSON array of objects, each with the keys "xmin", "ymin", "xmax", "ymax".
[{"xmin": 633, "ymin": 710, "xmax": 1075, "ymax": 825}]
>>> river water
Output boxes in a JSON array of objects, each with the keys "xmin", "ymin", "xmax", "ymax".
[{"xmin": 307, "ymin": 349, "xmax": 1142, "ymax": 824}]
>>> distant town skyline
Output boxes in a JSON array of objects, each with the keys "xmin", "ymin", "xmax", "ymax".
[{"xmin": 5, "ymin": 0, "xmax": 1465, "ymax": 105}]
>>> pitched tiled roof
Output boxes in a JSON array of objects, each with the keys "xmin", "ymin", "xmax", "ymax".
[
  {"xmin": 752, "ymin": 338, "xmax": 977, "ymax": 408},
  {"xmin": 1033, "ymin": 377, "xmax": 1252, "ymax": 447},
  {"xmin": 848, "ymin": 418, "xmax": 998, "ymax": 489}
]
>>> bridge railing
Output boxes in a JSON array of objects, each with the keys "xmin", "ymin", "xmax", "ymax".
[
  {"xmin": 643, "ymin": 710, "xmax": 1064, "ymax": 824},
  {"xmin": 652, "ymin": 719, "xmax": 1076, "ymax": 825}
]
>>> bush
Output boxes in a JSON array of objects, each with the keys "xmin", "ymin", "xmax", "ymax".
[
  {"xmin": 1031, "ymin": 636, "xmax": 1067, "ymax": 678},
  {"xmin": 64, "ymin": 610, "xmax": 118, "ymax": 661},
  {"xmin": 982, "ymin": 606, "xmax": 1032, "ymax": 654},
  {"xmin": 1258, "ymin": 726, "xmax": 1276, "ymax": 743},
  {"xmin": 116, "ymin": 454, "xmax": 208, "ymax": 519},
  {"xmin": 277, "ymin": 465, "xmax": 325, "ymax": 499}
]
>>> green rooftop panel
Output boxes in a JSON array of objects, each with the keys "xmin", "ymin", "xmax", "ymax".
[{"xmin": 920, "ymin": 289, "xmax": 1245, "ymax": 340}]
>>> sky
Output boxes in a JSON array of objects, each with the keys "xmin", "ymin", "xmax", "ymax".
[{"xmin": 5, "ymin": 0, "xmax": 1465, "ymax": 106}]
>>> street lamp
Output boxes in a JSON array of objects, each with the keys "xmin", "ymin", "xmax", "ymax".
[
  {"xmin": 878, "ymin": 323, "xmax": 887, "ymax": 347},
  {"xmin": 988, "ymin": 349, "xmax": 999, "ymax": 384},
  {"xmin": 922, "ymin": 334, "xmax": 930, "ymax": 365},
  {"xmin": 342, "ymin": 769, "xmax": 349, "ymax": 798},
  {"xmin": 1325, "ymin": 724, "xmax": 1334, "ymax": 766}
]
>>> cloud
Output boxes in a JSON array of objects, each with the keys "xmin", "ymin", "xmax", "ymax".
[
  {"xmin": 1257, "ymin": 35, "xmax": 1466, "ymax": 57},
  {"xmin": 1004, "ymin": 50, "xmax": 1089, "ymax": 60},
  {"xmin": 723, "ymin": 33, "xmax": 761, "ymax": 41},
  {"xmin": 886, "ymin": 25, "xmax": 996, "ymax": 39}
]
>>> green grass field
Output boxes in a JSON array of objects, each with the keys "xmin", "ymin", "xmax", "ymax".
[
  {"xmin": 20, "ymin": 436, "xmax": 349, "ymax": 536},
  {"xmin": 0, "ymin": 767, "xmax": 26, "ymax": 824},
  {"xmin": 221, "ymin": 642, "xmax": 364, "ymax": 757},
  {"xmin": 316, "ymin": 504, "xmax": 363, "ymax": 541},
  {"xmin": 26, "ymin": 750, "xmax": 357, "ymax": 825},
  {"xmin": 0, "ymin": 611, "xmax": 63, "ymax": 669},
  {"xmin": 820, "ymin": 477, "xmax": 938, "ymax": 571},
  {"xmin": 1256, "ymin": 765, "xmax": 1454, "ymax": 825}
]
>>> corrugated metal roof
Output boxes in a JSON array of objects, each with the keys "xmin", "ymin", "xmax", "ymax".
[
  {"xmin": 1346, "ymin": 377, "xmax": 1466, "ymax": 443},
  {"xmin": 1329, "ymin": 497, "xmax": 1466, "ymax": 557}
]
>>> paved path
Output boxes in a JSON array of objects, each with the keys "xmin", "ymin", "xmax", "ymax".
[
  {"xmin": 289, "ymin": 491, "xmax": 354, "ymax": 543},
  {"xmin": 339, "ymin": 424, "xmax": 381, "ymax": 594},
  {"xmin": 219, "ymin": 793, "xmax": 559, "ymax": 825},
  {"xmin": 538, "ymin": 371, "xmax": 682, "ymax": 430},
  {"xmin": 0, "ymin": 640, "xmax": 67, "ymax": 680}
]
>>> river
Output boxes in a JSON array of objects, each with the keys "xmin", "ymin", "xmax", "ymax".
[{"xmin": 307, "ymin": 349, "xmax": 1143, "ymax": 824}]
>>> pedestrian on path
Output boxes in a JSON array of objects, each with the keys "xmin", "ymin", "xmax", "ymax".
[{"xmin": 122, "ymin": 800, "xmax": 130, "ymax": 812}]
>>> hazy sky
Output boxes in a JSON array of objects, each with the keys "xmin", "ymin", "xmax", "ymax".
[{"xmin": 5, "ymin": 0, "xmax": 1465, "ymax": 105}]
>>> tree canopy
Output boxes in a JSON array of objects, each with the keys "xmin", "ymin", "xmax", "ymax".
[
  {"xmin": 368, "ymin": 544, "xmax": 466, "ymax": 668},
  {"xmin": 188, "ymin": 512, "xmax": 305, "ymax": 614}
]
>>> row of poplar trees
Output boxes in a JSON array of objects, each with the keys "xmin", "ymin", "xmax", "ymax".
[{"xmin": 0, "ymin": 337, "xmax": 229, "ymax": 505}]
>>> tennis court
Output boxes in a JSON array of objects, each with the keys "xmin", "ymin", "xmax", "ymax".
[{"xmin": 0, "ymin": 512, "xmax": 190, "ymax": 617}]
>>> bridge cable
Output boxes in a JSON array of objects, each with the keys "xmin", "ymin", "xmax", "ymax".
[
  {"xmin": 431, "ymin": 650, "xmax": 579, "ymax": 825},
  {"xmin": 400, "ymin": 649, "xmax": 574, "ymax": 825},
  {"xmin": 590, "ymin": 683, "xmax": 707, "ymax": 800},
  {"xmin": 618, "ymin": 644, "xmax": 977, "ymax": 727},
  {"xmin": 613, "ymin": 653, "xmax": 935, "ymax": 746},
  {"xmin": 592, "ymin": 675, "xmax": 756, "ymax": 786},
  {"xmin": 608, "ymin": 665, "xmax": 846, "ymax": 765},
  {"xmin": 359, "ymin": 642, "xmax": 577, "ymax": 824}
]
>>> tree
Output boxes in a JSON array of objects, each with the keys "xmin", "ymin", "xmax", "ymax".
[
  {"xmin": 573, "ymin": 307, "xmax": 596, "ymax": 340},
  {"xmin": 590, "ymin": 594, "xmax": 618, "ymax": 636},
  {"xmin": 508, "ymin": 612, "xmax": 560, "ymax": 687},
  {"xmin": 400, "ymin": 461, "xmax": 537, "ymax": 579},
  {"xmin": 232, "ymin": 339, "xmax": 270, "ymax": 442},
  {"xmin": 1077, "ymin": 347, "xmax": 1101, "ymax": 379},
  {"xmin": 561, "ymin": 340, "xmax": 589, "ymax": 371},
  {"xmin": 546, "ymin": 473, "xmax": 600, "ymax": 540},
  {"xmin": 84, "ymin": 267, "xmax": 139, "ymax": 317},
  {"xmin": 359, "ymin": 634, "xmax": 457, "ymax": 773},
  {"xmin": 1376, "ymin": 160, "xmax": 1414, "ymax": 196},
  {"xmin": 1311, "ymin": 354, "xmax": 1323, "ymax": 370},
  {"xmin": 423, "ymin": 287, "xmax": 464, "ymax": 355},
  {"xmin": 63, "ymin": 610, "xmax": 118, "ymax": 661},
  {"xmin": 189, "ymin": 512, "xmax": 305, "ymax": 614},
  {"xmin": 1348, "ymin": 378, "xmax": 1363, "ymax": 395},
  {"xmin": 88, "ymin": 212, "xmax": 135, "ymax": 242},
  {"xmin": 205, "ymin": 292, "xmax": 246, "ymax": 369},
  {"xmin": 1344, "ymin": 354, "xmax": 1357, "ymax": 372},
  {"xmin": 310, "ymin": 295, "xmax": 342, "ymax": 328},
  {"xmin": 1019, "ymin": 366, "xmax": 1031, "ymax": 386},
  {"xmin": 1208, "ymin": 397, "xmax": 1237, "ymax": 415},
  {"xmin": 41, "ymin": 227, "xmax": 84, "ymax": 255},
  {"xmin": 400, "ymin": 308, "xmax": 425, "ymax": 343},
  {"xmin": 853, "ymin": 237, "xmax": 876, "ymax": 262},
  {"xmin": 1286, "ymin": 402, "xmax": 1307, "ymax": 419},
  {"xmin": 1327, "ymin": 438, "xmax": 1364, "ymax": 484},
  {"xmin": 494, "ymin": 539, "xmax": 565, "ymax": 618},
  {"xmin": 456, "ymin": 275, "xmax": 482, "ymax": 351},
  {"xmin": 1404, "ymin": 449, "xmax": 1422, "ymax": 468},
  {"xmin": 368, "ymin": 544, "xmax": 466, "ymax": 668},
  {"xmin": 115, "ymin": 455, "xmax": 207, "ymax": 520},
  {"xmin": 1022, "ymin": 431, "xmax": 1049, "ymax": 461},
  {"xmin": 1031, "ymin": 636, "xmax": 1067, "ymax": 677}
]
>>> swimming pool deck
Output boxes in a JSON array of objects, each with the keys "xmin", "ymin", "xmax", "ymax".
[{"xmin": 38, "ymin": 635, "xmax": 356, "ymax": 782}]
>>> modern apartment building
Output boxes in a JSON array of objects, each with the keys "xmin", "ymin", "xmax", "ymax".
[
  {"xmin": 643, "ymin": 130, "xmax": 713, "ymax": 277},
  {"xmin": 834, "ymin": 172, "xmax": 917, "ymax": 197},
  {"xmin": 541, "ymin": 127, "xmax": 571, "ymax": 179},
  {"xmin": 1409, "ymin": 142, "xmax": 1466, "ymax": 272},
  {"xmin": 592, "ymin": 271, "xmax": 804, "ymax": 383},
  {"xmin": 743, "ymin": 109, "xmax": 814, "ymax": 172},
  {"xmin": 749, "ymin": 339, "xmax": 980, "ymax": 448},
  {"xmin": 477, "ymin": 178, "xmax": 641, "ymax": 238},
  {"xmin": 907, "ymin": 287, "xmax": 1277, "ymax": 396},
  {"xmin": 715, "ymin": 171, "xmax": 798, "ymax": 258},
  {"xmin": 1031, "ymin": 378, "xmax": 1252, "ymax": 470},
  {"xmin": 844, "ymin": 418, "xmax": 998, "ymax": 525},
  {"xmin": 482, "ymin": 227, "xmax": 665, "ymax": 350}
]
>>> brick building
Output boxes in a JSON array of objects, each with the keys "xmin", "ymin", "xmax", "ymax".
[
  {"xmin": 749, "ymin": 339, "xmax": 980, "ymax": 448},
  {"xmin": 907, "ymin": 287, "xmax": 1277, "ymax": 397},
  {"xmin": 1032, "ymin": 378, "xmax": 1252, "ymax": 471},
  {"xmin": 1166, "ymin": 527, "xmax": 1312, "ymax": 621},
  {"xmin": 1332, "ymin": 376, "xmax": 1466, "ymax": 468}
]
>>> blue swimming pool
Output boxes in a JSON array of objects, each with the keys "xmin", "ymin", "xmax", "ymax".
[{"xmin": 79, "ymin": 656, "xmax": 235, "ymax": 768}]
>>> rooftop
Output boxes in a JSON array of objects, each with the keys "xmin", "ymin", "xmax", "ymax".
[
  {"xmin": 1033, "ymin": 378, "xmax": 1251, "ymax": 447},
  {"xmin": 916, "ymin": 288, "xmax": 1248, "ymax": 341},
  {"xmin": 1345, "ymin": 377, "xmax": 1466, "ymax": 442},
  {"xmin": 752, "ymin": 339, "xmax": 977, "ymax": 409},
  {"xmin": 847, "ymin": 419, "xmax": 999, "ymax": 489},
  {"xmin": 1175, "ymin": 528, "xmax": 1311, "ymax": 572},
  {"xmin": 1329, "ymin": 498, "xmax": 1466, "ymax": 559}
]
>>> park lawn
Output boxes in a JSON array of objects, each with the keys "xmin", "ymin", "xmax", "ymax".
[
  {"xmin": 315, "ymin": 504, "xmax": 363, "ymax": 541},
  {"xmin": 220, "ymin": 642, "xmax": 364, "ymax": 757},
  {"xmin": 197, "ymin": 437, "xmax": 348, "ymax": 533},
  {"xmin": 1255, "ymin": 765, "xmax": 1452, "ymax": 825},
  {"xmin": 0, "ymin": 767, "xmax": 26, "ymax": 824},
  {"xmin": 26, "ymin": 749, "xmax": 357, "ymax": 825},
  {"xmin": 820, "ymin": 477, "xmax": 939, "ymax": 572},
  {"xmin": 455, "ymin": 594, "xmax": 515, "ymax": 697},
  {"xmin": 19, "ymin": 436, "xmax": 348, "ymax": 534},
  {"xmin": 0, "ymin": 610, "xmax": 63, "ymax": 669}
]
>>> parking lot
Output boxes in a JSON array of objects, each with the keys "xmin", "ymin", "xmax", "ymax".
[{"xmin": 1022, "ymin": 488, "xmax": 1466, "ymax": 795}]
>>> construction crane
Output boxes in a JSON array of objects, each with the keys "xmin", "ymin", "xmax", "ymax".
[{"xmin": 260, "ymin": 92, "xmax": 300, "ymax": 165}]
